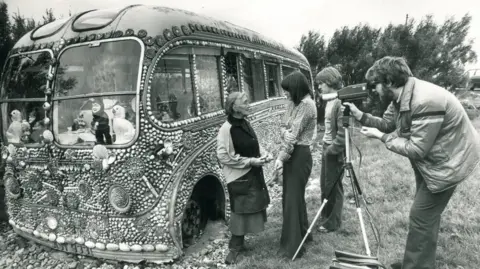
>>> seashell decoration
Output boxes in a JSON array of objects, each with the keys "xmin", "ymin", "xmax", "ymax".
[
  {"xmin": 42, "ymin": 130, "xmax": 54, "ymax": 143},
  {"xmin": 5, "ymin": 175, "xmax": 21, "ymax": 199},
  {"xmin": 91, "ymin": 144, "xmax": 116, "ymax": 171},
  {"xmin": 43, "ymin": 102, "xmax": 51, "ymax": 111},
  {"xmin": 92, "ymin": 145, "xmax": 108, "ymax": 160},
  {"xmin": 46, "ymin": 216, "xmax": 58, "ymax": 230},
  {"xmin": 109, "ymin": 184, "xmax": 131, "ymax": 213}
]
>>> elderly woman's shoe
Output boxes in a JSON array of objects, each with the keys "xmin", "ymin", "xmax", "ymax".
[{"xmin": 225, "ymin": 250, "xmax": 240, "ymax": 265}]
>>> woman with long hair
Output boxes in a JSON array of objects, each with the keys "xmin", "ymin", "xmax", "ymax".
[
  {"xmin": 275, "ymin": 71, "xmax": 317, "ymax": 259},
  {"xmin": 217, "ymin": 91, "xmax": 273, "ymax": 264}
]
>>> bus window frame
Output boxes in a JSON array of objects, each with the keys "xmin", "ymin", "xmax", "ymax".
[
  {"xmin": 173, "ymin": 46, "xmax": 225, "ymax": 117},
  {"xmin": 265, "ymin": 61, "xmax": 281, "ymax": 98},
  {"xmin": 222, "ymin": 50, "xmax": 241, "ymax": 96},
  {"xmin": 52, "ymin": 36, "xmax": 144, "ymax": 149},
  {"xmin": 233, "ymin": 52, "xmax": 269, "ymax": 104},
  {"xmin": 280, "ymin": 63, "xmax": 309, "ymax": 97},
  {"xmin": 150, "ymin": 45, "xmax": 226, "ymax": 123},
  {"xmin": 0, "ymin": 49, "xmax": 54, "ymax": 148},
  {"xmin": 193, "ymin": 53, "xmax": 224, "ymax": 115}
]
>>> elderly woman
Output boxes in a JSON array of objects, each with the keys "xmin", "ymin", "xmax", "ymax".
[
  {"xmin": 275, "ymin": 71, "xmax": 317, "ymax": 259},
  {"xmin": 216, "ymin": 91, "xmax": 273, "ymax": 265}
]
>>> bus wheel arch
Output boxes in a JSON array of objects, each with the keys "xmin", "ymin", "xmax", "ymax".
[{"xmin": 180, "ymin": 174, "xmax": 227, "ymax": 247}]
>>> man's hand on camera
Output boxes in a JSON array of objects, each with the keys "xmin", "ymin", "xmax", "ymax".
[
  {"xmin": 342, "ymin": 102, "xmax": 363, "ymax": 121},
  {"xmin": 360, "ymin": 127, "xmax": 384, "ymax": 139}
]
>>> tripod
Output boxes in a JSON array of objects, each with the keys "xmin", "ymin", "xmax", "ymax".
[{"xmin": 292, "ymin": 105, "xmax": 373, "ymax": 262}]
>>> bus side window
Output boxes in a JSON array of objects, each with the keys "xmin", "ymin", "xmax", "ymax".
[
  {"xmin": 150, "ymin": 55, "xmax": 195, "ymax": 122},
  {"xmin": 242, "ymin": 56, "xmax": 254, "ymax": 102},
  {"xmin": 195, "ymin": 55, "xmax": 223, "ymax": 114},
  {"xmin": 224, "ymin": 52, "xmax": 240, "ymax": 94},
  {"xmin": 281, "ymin": 65, "xmax": 300, "ymax": 97},
  {"xmin": 240, "ymin": 55, "xmax": 266, "ymax": 103},
  {"xmin": 265, "ymin": 63, "xmax": 280, "ymax": 98},
  {"xmin": 282, "ymin": 65, "xmax": 295, "ymax": 79},
  {"xmin": 251, "ymin": 59, "xmax": 266, "ymax": 102}
]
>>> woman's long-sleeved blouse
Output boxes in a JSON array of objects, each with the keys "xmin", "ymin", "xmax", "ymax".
[{"xmin": 277, "ymin": 95, "xmax": 317, "ymax": 162}]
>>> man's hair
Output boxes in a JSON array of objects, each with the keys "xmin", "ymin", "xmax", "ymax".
[
  {"xmin": 315, "ymin": 66, "xmax": 343, "ymax": 90},
  {"xmin": 365, "ymin": 56, "xmax": 413, "ymax": 88},
  {"xmin": 281, "ymin": 71, "xmax": 312, "ymax": 106},
  {"xmin": 225, "ymin": 91, "xmax": 245, "ymax": 115}
]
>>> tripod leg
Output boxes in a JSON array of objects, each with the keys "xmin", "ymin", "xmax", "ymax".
[
  {"xmin": 347, "ymin": 166, "xmax": 371, "ymax": 257},
  {"xmin": 292, "ymin": 198, "xmax": 328, "ymax": 261},
  {"xmin": 349, "ymin": 165, "xmax": 363, "ymax": 196}
]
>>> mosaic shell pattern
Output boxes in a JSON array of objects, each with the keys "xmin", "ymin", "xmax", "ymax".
[{"xmin": 3, "ymin": 9, "xmax": 307, "ymax": 263}]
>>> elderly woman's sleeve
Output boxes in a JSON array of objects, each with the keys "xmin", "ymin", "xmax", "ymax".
[{"xmin": 216, "ymin": 125, "xmax": 252, "ymax": 168}]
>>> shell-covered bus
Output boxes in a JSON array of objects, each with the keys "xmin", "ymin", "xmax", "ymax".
[{"xmin": 0, "ymin": 5, "xmax": 312, "ymax": 264}]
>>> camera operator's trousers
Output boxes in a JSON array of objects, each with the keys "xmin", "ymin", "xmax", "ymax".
[
  {"xmin": 402, "ymin": 164, "xmax": 456, "ymax": 269},
  {"xmin": 320, "ymin": 143, "xmax": 345, "ymax": 231}
]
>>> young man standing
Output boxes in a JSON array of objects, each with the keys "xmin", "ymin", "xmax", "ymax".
[{"xmin": 315, "ymin": 67, "xmax": 346, "ymax": 233}]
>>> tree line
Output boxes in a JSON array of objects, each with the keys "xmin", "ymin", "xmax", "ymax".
[
  {"xmin": 297, "ymin": 14, "xmax": 477, "ymax": 117},
  {"xmin": 0, "ymin": 3, "xmax": 62, "ymax": 76},
  {"xmin": 0, "ymin": 3, "xmax": 477, "ymax": 116}
]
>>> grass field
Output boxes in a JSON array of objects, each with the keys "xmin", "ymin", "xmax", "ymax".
[{"xmin": 230, "ymin": 117, "xmax": 480, "ymax": 269}]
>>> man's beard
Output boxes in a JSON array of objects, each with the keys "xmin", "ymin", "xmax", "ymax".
[{"xmin": 380, "ymin": 88, "xmax": 395, "ymax": 111}]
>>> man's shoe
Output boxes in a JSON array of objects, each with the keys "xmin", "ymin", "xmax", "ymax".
[
  {"xmin": 390, "ymin": 261, "xmax": 402, "ymax": 269},
  {"xmin": 318, "ymin": 226, "xmax": 334, "ymax": 233},
  {"xmin": 225, "ymin": 250, "xmax": 240, "ymax": 265}
]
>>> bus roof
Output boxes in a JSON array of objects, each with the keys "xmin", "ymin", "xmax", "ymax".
[{"xmin": 11, "ymin": 5, "xmax": 310, "ymax": 68}]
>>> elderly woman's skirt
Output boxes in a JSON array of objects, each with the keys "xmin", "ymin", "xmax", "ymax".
[
  {"xmin": 229, "ymin": 209, "xmax": 267, "ymax": 235},
  {"xmin": 227, "ymin": 167, "xmax": 270, "ymax": 250},
  {"xmin": 228, "ymin": 167, "xmax": 269, "ymax": 235}
]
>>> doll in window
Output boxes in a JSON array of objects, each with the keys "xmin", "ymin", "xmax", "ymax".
[
  {"xmin": 6, "ymin": 110, "xmax": 23, "ymax": 144},
  {"xmin": 112, "ymin": 105, "xmax": 135, "ymax": 144},
  {"xmin": 20, "ymin": 120, "xmax": 31, "ymax": 144},
  {"xmin": 28, "ymin": 108, "xmax": 45, "ymax": 143},
  {"xmin": 71, "ymin": 111, "xmax": 88, "ymax": 131},
  {"xmin": 90, "ymin": 98, "xmax": 112, "ymax": 145}
]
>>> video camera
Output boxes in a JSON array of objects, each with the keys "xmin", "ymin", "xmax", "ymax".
[
  {"xmin": 318, "ymin": 82, "xmax": 376, "ymax": 127},
  {"xmin": 319, "ymin": 83, "xmax": 369, "ymax": 103}
]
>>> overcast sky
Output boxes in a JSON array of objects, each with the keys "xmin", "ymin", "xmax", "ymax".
[{"xmin": 4, "ymin": 0, "xmax": 480, "ymax": 70}]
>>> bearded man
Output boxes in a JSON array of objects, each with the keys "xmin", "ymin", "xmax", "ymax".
[{"xmin": 343, "ymin": 56, "xmax": 480, "ymax": 269}]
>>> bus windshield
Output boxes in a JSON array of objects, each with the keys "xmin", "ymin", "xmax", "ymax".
[
  {"xmin": 0, "ymin": 50, "xmax": 52, "ymax": 146},
  {"xmin": 53, "ymin": 39, "xmax": 142, "ymax": 146}
]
